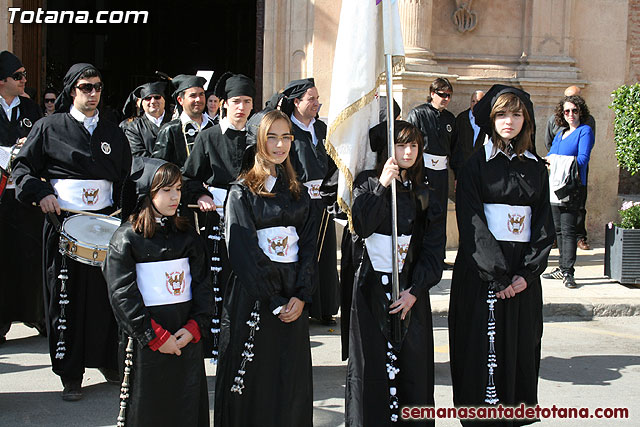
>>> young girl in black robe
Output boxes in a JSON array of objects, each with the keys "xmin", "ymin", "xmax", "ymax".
[
  {"xmin": 103, "ymin": 158, "xmax": 212, "ymax": 427},
  {"xmin": 346, "ymin": 120, "xmax": 445, "ymax": 426},
  {"xmin": 449, "ymin": 85, "xmax": 554, "ymax": 426},
  {"xmin": 214, "ymin": 109, "xmax": 315, "ymax": 427}
]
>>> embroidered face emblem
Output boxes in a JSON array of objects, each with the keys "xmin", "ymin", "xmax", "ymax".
[
  {"xmin": 308, "ymin": 183, "xmax": 321, "ymax": 198},
  {"xmin": 165, "ymin": 271, "xmax": 186, "ymax": 295},
  {"xmin": 82, "ymin": 188, "xmax": 99, "ymax": 205},
  {"xmin": 101, "ymin": 142, "xmax": 111, "ymax": 155},
  {"xmin": 507, "ymin": 213, "xmax": 525, "ymax": 235},
  {"xmin": 397, "ymin": 242, "xmax": 409, "ymax": 270},
  {"xmin": 268, "ymin": 236, "xmax": 289, "ymax": 257},
  {"xmin": 431, "ymin": 159, "xmax": 439, "ymax": 166}
]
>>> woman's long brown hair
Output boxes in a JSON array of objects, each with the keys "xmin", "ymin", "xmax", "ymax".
[
  {"xmin": 375, "ymin": 120, "xmax": 425, "ymax": 191},
  {"xmin": 130, "ymin": 163, "xmax": 189, "ymax": 238},
  {"xmin": 239, "ymin": 109, "xmax": 302, "ymax": 199},
  {"xmin": 489, "ymin": 92, "xmax": 533, "ymax": 158}
]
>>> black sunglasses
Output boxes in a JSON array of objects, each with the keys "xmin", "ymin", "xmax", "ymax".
[
  {"xmin": 563, "ymin": 108, "xmax": 579, "ymax": 115},
  {"xmin": 44, "ymin": 98, "xmax": 56, "ymax": 103},
  {"xmin": 143, "ymin": 95, "xmax": 162, "ymax": 101},
  {"xmin": 75, "ymin": 82, "xmax": 104, "ymax": 94},
  {"xmin": 434, "ymin": 91, "xmax": 451, "ymax": 99},
  {"xmin": 10, "ymin": 71, "xmax": 27, "ymax": 81}
]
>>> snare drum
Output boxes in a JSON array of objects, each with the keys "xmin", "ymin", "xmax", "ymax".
[{"xmin": 58, "ymin": 214, "xmax": 120, "ymax": 266}]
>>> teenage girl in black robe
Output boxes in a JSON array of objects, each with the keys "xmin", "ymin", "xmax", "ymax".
[
  {"xmin": 346, "ymin": 120, "xmax": 445, "ymax": 426},
  {"xmin": 103, "ymin": 159, "xmax": 211, "ymax": 427},
  {"xmin": 214, "ymin": 109, "xmax": 315, "ymax": 427},
  {"xmin": 449, "ymin": 85, "xmax": 554, "ymax": 426}
]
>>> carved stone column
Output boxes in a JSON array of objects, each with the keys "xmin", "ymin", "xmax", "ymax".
[{"xmin": 398, "ymin": 0, "xmax": 437, "ymax": 68}]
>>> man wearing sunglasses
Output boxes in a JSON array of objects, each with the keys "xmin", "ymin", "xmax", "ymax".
[
  {"xmin": 152, "ymin": 74, "xmax": 213, "ymax": 168},
  {"xmin": 0, "ymin": 51, "xmax": 44, "ymax": 346},
  {"xmin": 12, "ymin": 63, "xmax": 131, "ymax": 401},
  {"xmin": 407, "ymin": 77, "xmax": 456, "ymax": 270},
  {"xmin": 120, "ymin": 81, "xmax": 171, "ymax": 157}
]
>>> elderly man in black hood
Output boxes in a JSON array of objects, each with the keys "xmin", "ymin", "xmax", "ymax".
[{"xmin": 12, "ymin": 63, "xmax": 132, "ymax": 401}]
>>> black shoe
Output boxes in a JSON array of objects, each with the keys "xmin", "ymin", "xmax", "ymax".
[
  {"xmin": 443, "ymin": 262, "xmax": 454, "ymax": 271},
  {"xmin": 99, "ymin": 367, "xmax": 121, "ymax": 384},
  {"xmin": 61, "ymin": 378, "xmax": 82, "ymax": 401},
  {"xmin": 542, "ymin": 267, "xmax": 563, "ymax": 280},
  {"xmin": 563, "ymin": 274, "xmax": 578, "ymax": 289},
  {"xmin": 0, "ymin": 336, "xmax": 5, "ymax": 345},
  {"xmin": 321, "ymin": 316, "xmax": 337, "ymax": 326}
]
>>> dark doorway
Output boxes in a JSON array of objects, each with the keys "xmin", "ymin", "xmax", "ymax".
[{"xmin": 45, "ymin": 0, "xmax": 262, "ymax": 119}]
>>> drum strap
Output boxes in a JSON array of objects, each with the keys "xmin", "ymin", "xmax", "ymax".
[{"xmin": 55, "ymin": 257, "xmax": 69, "ymax": 360}]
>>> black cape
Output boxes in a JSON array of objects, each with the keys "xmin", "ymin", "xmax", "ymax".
[
  {"xmin": 346, "ymin": 170, "xmax": 445, "ymax": 426},
  {"xmin": 123, "ymin": 113, "xmax": 172, "ymax": 157},
  {"xmin": 103, "ymin": 222, "xmax": 212, "ymax": 427},
  {"xmin": 152, "ymin": 117, "xmax": 213, "ymax": 168},
  {"xmin": 0, "ymin": 96, "xmax": 44, "ymax": 332},
  {"xmin": 214, "ymin": 175, "xmax": 315, "ymax": 427},
  {"xmin": 449, "ymin": 142, "xmax": 554, "ymax": 426},
  {"xmin": 12, "ymin": 112, "xmax": 131, "ymax": 378},
  {"xmin": 288, "ymin": 119, "xmax": 339, "ymax": 319}
]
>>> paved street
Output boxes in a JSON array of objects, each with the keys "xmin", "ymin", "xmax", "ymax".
[{"xmin": 1, "ymin": 246, "xmax": 639, "ymax": 426}]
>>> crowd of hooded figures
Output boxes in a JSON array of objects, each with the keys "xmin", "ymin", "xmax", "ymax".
[{"xmin": 3, "ymin": 48, "xmax": 581, "ymax": 426}]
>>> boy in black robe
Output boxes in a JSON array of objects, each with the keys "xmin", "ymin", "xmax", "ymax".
[
  {"xmin": 0, "ymin": 50, "xmax": 44, "ymax": 343},
  {"xmin": 12, "ymin": 63, "xmax": 132, "ymax": 401}
]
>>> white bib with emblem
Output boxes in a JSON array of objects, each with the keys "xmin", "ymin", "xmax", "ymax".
[
  {"xmin": 207, "ymin": 186, "xmax": 228, "ymax": 217},
  {"xmin": 136, "ymin": 258, "xmax": 192, "ymax": 307},
  {"xmin": 51, "ymin": 179, "xmax": 113, "ymax": 211},
  {"xmin": 423, "ymin": 153, "xmax": 448, "ymax": 171},
  {"xmin": 364, "ymin": 233, "xmax": 412, "ymax": 273},
  {"xmin": 483, "ymin": 203, "xmax": 532, "ymax": 243},
  {"xmin": 256, "ymin": 226, "xmax": 299, "ymax": 263},
  {"xmin": 303, "ymin": 179, "xmax": 323, "ymax": 199}
]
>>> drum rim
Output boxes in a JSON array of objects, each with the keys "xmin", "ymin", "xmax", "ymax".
[{"xmin": 60, "ymin": 213, "xmax": 120, "ymax": 249}]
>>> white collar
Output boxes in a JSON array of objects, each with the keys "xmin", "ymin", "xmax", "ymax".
[
  {"xmin": 145, "ymin": 111, "xmax": 165, "ymax": 127},
  {"xmin": 219, "ymin": 116, "xmax": 245, "ymax": 134},
  {"xmin": 0, "ymin": 94, "xmax": 20, "ymax": 110},
  {"xmin": 265, "ymin": 174, "xmax": 277, "ymax": 192},
  {"xmin": 290, "ymin": 113, "xmax": 315, "ymax": 132},
  {"xmin": 484, "ymin": 136, "xmax": 537, "ymax": 162},
  {"xmin": 70, "ymin": 105, "xmax": 99, "ymax": 124}
]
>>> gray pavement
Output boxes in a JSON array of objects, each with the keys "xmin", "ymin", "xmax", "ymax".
[{"xmin": 1, "ymin": 246, "xmax": 639, "ymax": 426}]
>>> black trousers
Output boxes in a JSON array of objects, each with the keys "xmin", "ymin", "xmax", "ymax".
[
  {"xmin": 576, "ymin": 185, "xmax": 588, "ymax": 241},
  {"xmin": 551, "ymin": 205, "xmax": 578, "ymax": 275}
]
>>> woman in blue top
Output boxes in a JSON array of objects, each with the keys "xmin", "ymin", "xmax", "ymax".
[{"xmin": 544, "ymin": 95, "xmax": 594, "ymax": 288}]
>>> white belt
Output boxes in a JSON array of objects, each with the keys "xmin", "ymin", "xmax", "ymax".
[
  {"xmin": 136, "ymin": 258, "xmax": 192, "ymax": 307},
  {"xmin": 256, "ymin": 226, "xmax": 299, "ymax": 263},
  {"xmin": 483, "ymin": 203, "xmax": 532, "ymax": 242},
  {"xmin": 423, "ymin": 153, "xmax": 448, "ymax": 171},
  {"xmin": 207, "ymin": 186, "xmax": 228, "ymax": 217},
  {"xmin": 303, "ymin": 179, "xmax": 322, "ymax": 200},
  {"xmin": 51, "ymin": 179, "xmax": 113, "ymax": 211},
  {"xmin": 364, "ymin": 233, "xmax": 412, "ymax": 273}
]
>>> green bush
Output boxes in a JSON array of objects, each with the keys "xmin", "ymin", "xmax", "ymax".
[{"xmin": 611, "ymin": 84, "xmax": 640, "ymax": 175}]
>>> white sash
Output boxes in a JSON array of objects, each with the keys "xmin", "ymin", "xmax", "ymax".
[
  {"xmin": 51, "ymin": 179, "xmax": 113, "ymax": 211},
  {"xmin": 423, "ymin": 153, "xmax": 448, "ymax": 171},
  {"xmin": 207, "ymin": 186, "xmax": 228, "ymax": 217},
  {"xmin": 303, "ymin": 179, "xmax": 323, "ymax": 199},
  {"xmin": 136, "ymin": 258, "xmax": 192, "ymax": 307},
  {"xmin": 364, "ymin": 233, "xmax": 412, "ymax": 273},
  {"xmin": 483, "ymin": 203, "xmax": 532, "ymax": 243},
  {"xmin": 256, "ymin": 226, "xmax": 299, "ymax": 263}
]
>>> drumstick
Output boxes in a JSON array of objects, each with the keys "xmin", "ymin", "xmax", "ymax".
[
  {"xmin": 109, "ymin": 209, "xmax": 122, "ymax": 217},
  {"xmin": 60, "ymin": 207, "xmax": 114, "ymax": 219},
  {"xmin": 187, "ymin": 203, "xmax": 224, "ymax": 210}
]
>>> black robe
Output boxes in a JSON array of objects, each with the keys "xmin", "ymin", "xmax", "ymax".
[
  {"xmin": 214, "ymin": 175, "xmax": 315, "ymax": 427},
  {"xmin": 407, "ymin": 103, "xmax": 456, "ymax": 258},
  {"xmin": 182, "ymin": 124, "xmax": 248, "ymax": 359},
  {"xmin": 0, "ymin": 96, "xmax": 44, "ymax": 332},
  {"xmin": 103, "ymin": 221, "xmax": 212, "ymax": 427},
  {"xmin": 288, "ymin": 119, "xmax": 339, "ymax": 319},
  {"xmin": 12, "ymin": 112, "xmax": 132, "ymax": 379},
  {"xmin": 449, "ymin": 141, "xmax": 554, "ymax": 426},
  {"xmin": 123, "ymin": 113, "xmax": 172, "ymax": 157},
  {"xmin": 450, "ymin": 108, "xmax": 483, "ymax": 177},
  {"xmin": 346, "ymin": 170, "xmax": 445, "ymax": 427},
  {"xmin": 152, "ymin": 118, "xmax": 213, "ymax": 168}
]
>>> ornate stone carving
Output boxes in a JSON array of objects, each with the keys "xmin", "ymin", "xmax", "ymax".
[{"xmin": 452, "ymin": 0, "xmax": 477, "ymax": 33}]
